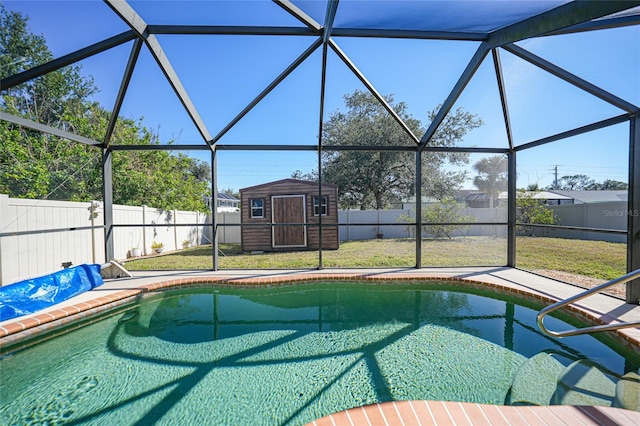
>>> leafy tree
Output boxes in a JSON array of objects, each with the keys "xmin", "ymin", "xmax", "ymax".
[
  {"xmin": 290, "ymin": 169, "xmax": 316, "ymax": 181},
  {"xmin": 551, "ymin": 174, "xmax": 595, "ymax": 191},
  {"xmin": 472, "ymin": 155, "xmax": 507, "ymax": 208},
  {"xmin": 1, "ymin": 3, "xmax": 101, "ymax": 200},
  {"xmin": 189, "ymin": 160, "xmax": 211, "ymax": 183},
  {"xmin": 546, "ymin": 174, "xmax": 629, "ymax": 191},
  {"xmin": 0, "ymin": 5, "xmax": 210, "ymax": 211},
  {"xmin": 320, "ymin": 90, "xmax": 483, "ymax": 209},
  {"xmin": 0, "ymin": 4, "xmax": 96, "ymax": 126},
  {"xmin": 112, "ymin": 147, "xmax": 209, "ymax": 212},
  {"xmin": 516, "ymin": 190, "xmax": 558, "ymax": 236},
  {"xmin": 526, "ymin": 183, "xmax": 540, "ymax": 191},
  {"xmin": 586, "ymin": 179, "xmax": 628, "ymax": 190}
]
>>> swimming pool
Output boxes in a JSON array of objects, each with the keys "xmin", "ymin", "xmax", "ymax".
[{"xmin": 1, "ymin": 281, "xmax": 638, "ymax": 425}]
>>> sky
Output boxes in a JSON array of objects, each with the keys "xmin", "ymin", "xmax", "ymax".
[{"xmin": 3, "ymin": 0, "xmax": 639, "ymax": 194}]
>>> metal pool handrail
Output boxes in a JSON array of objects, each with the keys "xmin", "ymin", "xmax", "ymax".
[{"xmin": 537, "ymin": 268, "xmax": 640, "ymax": 338}]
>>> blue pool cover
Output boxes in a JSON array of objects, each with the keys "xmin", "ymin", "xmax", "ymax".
[{"xmin": 0, "ymin": 264, "xmax": 103, "ymax": 322}]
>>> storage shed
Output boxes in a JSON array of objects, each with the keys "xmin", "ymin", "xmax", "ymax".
[{"xmin": 240, "ymin": 179, "xmax": 339, "ymax": 252}]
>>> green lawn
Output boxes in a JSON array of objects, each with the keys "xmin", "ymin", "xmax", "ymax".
[{"xmin": 124, "ymin": 236, "xmax": 626, "ymax": 281}]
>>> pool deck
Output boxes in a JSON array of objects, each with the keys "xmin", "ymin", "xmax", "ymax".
[{"xmin": 2, "ymin": 266, "xmax": 640, "ymax": 425}]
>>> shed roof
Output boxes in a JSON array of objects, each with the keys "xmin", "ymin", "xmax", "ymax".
[{"xmin": 240, "ymin": 178, "xmax": 338, "ymax": 193}]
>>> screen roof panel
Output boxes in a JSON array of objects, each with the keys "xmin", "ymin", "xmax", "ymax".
[
  {"xmin": 329, "ymin": 0, "xmax": 571, "ymax": 33},
  {"xmin": 127, "ymin": 0, "xmax": 306, "ymax": 26},
  {"xmin": 2, "ymin": 0, "xmax": 131, "ymax": 59}
]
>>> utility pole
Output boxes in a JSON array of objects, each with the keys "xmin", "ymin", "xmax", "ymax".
[{"xmin": 550, "ymin": 165, "xmax": 560, "ymax": 189}]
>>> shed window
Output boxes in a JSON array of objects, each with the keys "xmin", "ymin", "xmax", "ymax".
[
  {"xmin": 250, "ymin": 198, "xmax": 264, "ymax": 218},
  {"xmin": 313, "ymin": 196, "xmax": 328, "ymax": 216}
]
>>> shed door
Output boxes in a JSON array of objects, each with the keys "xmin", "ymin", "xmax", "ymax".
[{"xmin": 272, "ymin": 195, "xmax": 306, "ymax": 248}]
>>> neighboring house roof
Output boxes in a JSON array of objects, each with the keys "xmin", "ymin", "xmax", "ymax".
[
  {"xmin": 454, "ymin": 190, "xmax": 483, "ymax": 200},
  {"xmin": 402, "ymin": 195, "xmax": 440, "ymax": 204},
  {"xmin": 547, "ymin": 190, "xmax": 627, "ymax": 204},
  {"xmin": 464, "ymin": 193, "xmax": 491, "ymax": 202},
  {"xmin": 239, "ymin": 178, "xmax": 338, "ymax": 192},
  {"xmin": 457, "ymin": 190, "xmax": 483, "ymax": 197},
  {"xmin": 498, "ymin": 191, "xmax": 573, "ymax": 200},
  {"xmin": 218, "ymin": 192, "xmax": 239, "ymax": 202},
  {"xmin": 203, "ymin": 193, "xmax": 239, "ymax": 203},
  {"xmin": 204, "ymin": 193, "xmax": 240, "ymax": 212}
]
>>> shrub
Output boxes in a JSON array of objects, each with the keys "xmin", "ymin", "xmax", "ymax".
[
  {"xmin": 516, "ymin": 191, "xmax": 558, "ymax": 236},
  {"xmin": 398, "ymin": 198, "xmax": 476, "ymax": 239}
]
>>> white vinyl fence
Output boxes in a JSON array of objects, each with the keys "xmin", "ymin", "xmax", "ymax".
[
  {"xmin": 547, "ymin": 201, "xmax": 628, "ymax": 243},
  {"xmin": 112, "ymin": 204, "xmax": 210, "ymax": 258},
  {"xmin": 338, "ymin": 207, "xmax": 508, "ymax": 240},
  {"xmin": 0, "ymin": 195, "xmax": 101, "ymax": 286},
  {"xmin": 0, "ymin": 194, "xmax": 627, "ymax": 285},
  {"xmin": 0, "ymin": 194, "xmax": 214, "ymax": 285}
]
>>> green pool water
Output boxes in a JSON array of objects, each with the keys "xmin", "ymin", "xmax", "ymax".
[{"xmin": 1, "ymin": 282, "xmax": 638, "ymax": 425}]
